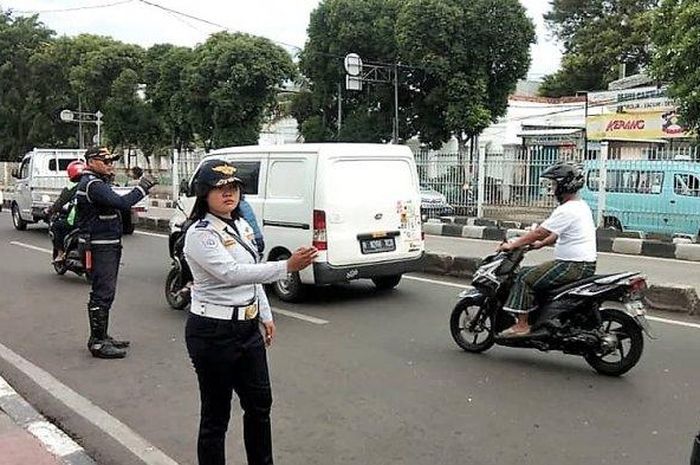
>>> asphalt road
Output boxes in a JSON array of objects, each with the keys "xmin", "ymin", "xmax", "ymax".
[{"xmin": 0, "ymin": 212, "xmax": 699, "ymax": 465}]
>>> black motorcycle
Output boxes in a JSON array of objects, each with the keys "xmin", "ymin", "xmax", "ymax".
[
  {"xmin": 49, "ymin": 223, "xmax": 92, "ymax": 283},
  {"xmin": 165, "ymin": 207, "xmax": 193, "ymax": 310},
  {"xmin": 449, "ymin": 247, "xmax": 654, "ymax": 376}
]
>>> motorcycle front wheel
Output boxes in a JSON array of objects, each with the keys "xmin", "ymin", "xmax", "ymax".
[
  {"xmin": 450, "ymin": 301, "xmax": 495, "ymax": 353},
  {"xmin": 165, "ymin": 267, "xmax": 190, "ymax": 310},
  {"xmin": 52, "ymin": 249, "xmax": 67, "ymax": 275},
  {"xmin": 584, "ymin": 309, "xmax": 644, "ymax": 376}
]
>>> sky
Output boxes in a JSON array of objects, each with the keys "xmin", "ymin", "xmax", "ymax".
[{"xmin": 3, "ymin": 0, "xmax": 562, "ymax": 80}]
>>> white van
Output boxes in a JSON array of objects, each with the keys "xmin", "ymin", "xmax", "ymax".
[
  {"xmin": 174, "ymin": 143, "xmax": 425, "ymax": 301},
  {"xmin": 11, "ymin": 148, "xmax": 147, "ymax": 232}
]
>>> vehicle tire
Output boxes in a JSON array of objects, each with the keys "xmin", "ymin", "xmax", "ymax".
[
  {"xmin": 372, "ymin": 274, "xmax": 402, "ymax": 290},
  {"xmin": 584, "ymin": 309, "xmax": 644, "ymax": 376},
  {"xmin": 12, "ymin": 204, "xmax": 27, "ymax": 231},
  {"xmin": 122, "ymin": 214, "xmax": 135, "ymax": 235},
  {"xmin": 603, "ymin": 216, "xmax": 622, "ymax": 231},
  {"xmin": 165, "ymin": 267, "xmax": 190, "ymax": 310},
  {"xmin": 270, "ymin": 253, "xmax": 306, "ymax": 303},
  {"xmin": 52, "ymin": 248, "xmax": 67, "ymax": 275},
  {"xmin": 449, "ymin": 300, "xmax": 495, "ymax": 353}
]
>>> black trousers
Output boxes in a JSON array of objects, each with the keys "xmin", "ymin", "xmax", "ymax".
[
  {"xmin": 50, "ymin": 217, "xmax": 71, "ymax": 251},
  {"xmin": 89, "ymin": 244, "xmax": 122, "ymax": 311},
  {"xmin": 186, "ymin": 314, "xmax": 273, "ymax": 465}
]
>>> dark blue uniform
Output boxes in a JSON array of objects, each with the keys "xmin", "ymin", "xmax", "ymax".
[{"xmin": 75, "ymin": 170, "xmax": 146, "ymax": 357}]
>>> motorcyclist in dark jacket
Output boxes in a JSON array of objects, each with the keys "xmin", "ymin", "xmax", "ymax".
[{"xmin": 47, "ymin": 160, "xmax": 85, "ymax": 263}]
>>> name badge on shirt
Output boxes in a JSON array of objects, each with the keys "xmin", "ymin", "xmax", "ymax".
[{"xmin": 223, "ymin": 239, "xmax": 236, "ymax": 247}]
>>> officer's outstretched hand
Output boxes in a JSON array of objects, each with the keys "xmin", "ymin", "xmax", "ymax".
[
  {"xmin": 137, "ymin": 174, "xmax": 158, "ymax": 193},
  {"xmin": 287, "ymin": 246, "xmax": 318, "ymax": 272}
]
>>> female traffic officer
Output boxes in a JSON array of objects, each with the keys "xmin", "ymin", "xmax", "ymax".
[{"xmin": 183, "ymin": 159, "xmax": 317, "ymax": 465}]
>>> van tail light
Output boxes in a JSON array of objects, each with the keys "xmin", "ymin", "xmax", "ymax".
[{"xmin": 313, "ymin": 210, "xmax": 327, "ymax": 251}]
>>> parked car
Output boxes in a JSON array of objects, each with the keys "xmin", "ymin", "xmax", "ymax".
[
  {"xmin": 420, "ymin": 185, "xmax": 454, "ymax": 218},
  {"xmin": 172, "ymin": 143, "xmax": 425, "ymax": 302},
  {"xmin": 10, "ymin": 148, "xmax": 148, "ymax": 233}
]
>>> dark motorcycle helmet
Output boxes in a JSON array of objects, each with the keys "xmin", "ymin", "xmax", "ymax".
[
  {"xmin": 541, "ymin": 162, "xmax": 584, "ymax": 203},
  {"xmin": 192, "ymin": 159, "xmax": 244, "ymax": 198}
]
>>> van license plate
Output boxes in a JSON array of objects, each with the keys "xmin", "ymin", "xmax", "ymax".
[{"xmin": 360, "ymin": 238, "xmax": 396, "ymax": 254}]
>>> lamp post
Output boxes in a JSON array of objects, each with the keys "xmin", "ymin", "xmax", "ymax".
[{"xmin": 60, "ymin": 109, "xmax": 104, "ymax": 148}]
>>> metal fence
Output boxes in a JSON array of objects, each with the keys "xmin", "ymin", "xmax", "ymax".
[{"xmin": 417, "ymin": 144, "xmax": 700, "ymax": 238}]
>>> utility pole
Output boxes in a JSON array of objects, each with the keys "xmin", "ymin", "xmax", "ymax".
[{"xmin": 337, "ymin": 82, "xmax": 343, "ymax": 137}]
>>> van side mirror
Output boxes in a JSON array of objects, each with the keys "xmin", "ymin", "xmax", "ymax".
[
  {"xmin": 11, "ymin": 169, "xmax": 19, "ymax": 179},
  {"xmin": 179, "ymin": 179, "xmax": 191, "ymax": 196}
]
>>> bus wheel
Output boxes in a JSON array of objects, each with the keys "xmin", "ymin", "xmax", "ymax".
[{"xmin": 604, "ymin": 216, "xmax": 622, "ymax": 231}]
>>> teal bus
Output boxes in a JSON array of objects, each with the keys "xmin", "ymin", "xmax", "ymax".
[{"xmin": 580, "ymin": 159, "xmax": 700, "ymax": 238}]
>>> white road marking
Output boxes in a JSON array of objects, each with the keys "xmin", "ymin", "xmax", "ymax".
[
  {"xmin": 405, "ymin": 273, "xmax": 700, "ymax": 331},
  {"xmin": 272, "ymin": 307, "xmax": 329, "ymax": 325},
  {"xmin": 426, "ymin": 234, "xmax": 700, "ymax": 265},
  {"xmin": 646, "ymin": 315, "xmax": 700, "ymax": 330},
  {"xmin": 134, "ymin": 230, "xmax": 168, "ymax": 239},
  {"xmin": 0, "ymin": 341, "xmax": 179, "ymax": 465},
  {"xmin": 404, "ymin": 275, "xmax": 468, "ymax": 289},
  {"xmin": 10, "ymin": 241, "xmax": 52, "ymax": 254}
]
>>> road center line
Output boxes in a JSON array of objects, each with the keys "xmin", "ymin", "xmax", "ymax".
[
  {"xmin": 272, "ymin": 307, "xmax": 329, "ymax": 325},
  {"xmin": 10, "ymin": 241, "xmax": 52, "ymax": 254},
  {"xmin": 134, "ymin": 230, "xmax": 169, "ymax": 239},
  {"xmin": 404, "ymin": 274, "xmax": 700, "ymax": 331},
  {"xmin": 0, "ymin": 341, "xmax": 179, "ymax": 465}
]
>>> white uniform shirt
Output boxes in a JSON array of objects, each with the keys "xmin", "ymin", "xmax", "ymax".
[
  {"xmin": 541, "ymin": 199, "xmax": 597, "ymax": 262},
  {"xmin": 184, "ymin": 213, "xmax": 288, "ymax": 322}
]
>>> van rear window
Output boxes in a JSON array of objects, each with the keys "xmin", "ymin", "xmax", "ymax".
[
  {"xmin": 328, "ymin": 159, "xmax": 415, "ymax": 203},
  {"xmin": 49, "ymin": 158, "xmax": 79, "ymax": 171}
]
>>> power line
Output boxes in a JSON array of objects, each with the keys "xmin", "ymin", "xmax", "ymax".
[
  {"xmin": 13, "ymin": 0, "xmax": 133, "ymax": 14},
  {"xmin": 136, "ymin": 0, "xmax": 303, "ymax": 51}
]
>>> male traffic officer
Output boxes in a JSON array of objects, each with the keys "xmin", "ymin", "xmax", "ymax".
[{"xmin": 75, "ymin": 147, "xmax": 158, "ymax": 359}]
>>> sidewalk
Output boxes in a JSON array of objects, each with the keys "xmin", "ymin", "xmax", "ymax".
[
  {"xmin": 0, "ymin": 410, "xmax": 65, "ymax": 465},
  {"xmin": 0, "ymin": 375, "xmax": 95, "ymax": 465}
]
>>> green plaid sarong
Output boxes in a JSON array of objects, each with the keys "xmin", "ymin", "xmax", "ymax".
[{"xmin": 503, "ymin": 260, "xmax": 596, "ymax": 314}]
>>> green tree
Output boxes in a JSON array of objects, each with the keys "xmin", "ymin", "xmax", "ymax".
[
  {"xmin": 650, "ymin": 0, "xmax": 700, "ymax": 133},
  {"xmin": 396, "ymin": 0, "xmax": 535, "ymax": 151},
  {"xmin": 0, "ymin": 12, "xmax": 56, "ymax": 160},
  {"xmin": 297, "ymin": 0, "xmax": 401, "ymax": 143},
  {"xmin": 142, "ymin": 44, "xmax": 195, "ymax": 152},
  {"xmin": 540, "ymin": 0, "xmax": 659, "ymax": 97},
  {"xmin": 187, "ymin": 32, "xmax": 296, "ymax": 151}
]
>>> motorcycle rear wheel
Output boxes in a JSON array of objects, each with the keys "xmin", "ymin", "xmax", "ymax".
[
  {"xmin": 450, "ymin": 301, "xmax": 495, "ymax": 353},
  {"xmin": 584, "ymin": 309, "xmax": 644, "ymax": 376},
  {"xmin": 165, "ymin": 267, "xmax": 190, "ymax": 310}
]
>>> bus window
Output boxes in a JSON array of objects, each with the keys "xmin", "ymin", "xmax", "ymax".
[{"xmin": 674, "ymin": 173, "xmax": 700, "ymax": 197}]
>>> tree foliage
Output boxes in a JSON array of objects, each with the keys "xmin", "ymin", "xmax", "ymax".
[
  {"xmin": 540, "ymin": 0, "xmax": 660, "ymax": 97},
  {"xmin": 295, "ymin": 0, "xmax": 534, "ymax": 150},
  {"xmin": 0, "ymin": 10, "xmax": 296, "ymax": 161},
  {"xmin": 650, "ymin": 0, "xmax": 700, "ymax": 133}
]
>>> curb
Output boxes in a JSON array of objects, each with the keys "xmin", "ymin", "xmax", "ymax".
[
  {"xmin": 425, "ymin": 219, "xmax": 700, "ymax": 263},
  {"xmin": 0, "ymin": 376, "xmax": 96, "ymax": 465},
  {"xmin": 419, "ymin": 251, "xmax": 700, "ymax": 317}
]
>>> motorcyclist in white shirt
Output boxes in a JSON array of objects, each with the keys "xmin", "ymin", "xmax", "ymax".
[{"xmin": 497, "ymin": 162, "xmax": 597, "ymax": 337}]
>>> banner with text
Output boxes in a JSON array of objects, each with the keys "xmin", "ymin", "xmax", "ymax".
[{"xmin": 587, "ymin": 110, "xmax": 691, "ymax": 141}]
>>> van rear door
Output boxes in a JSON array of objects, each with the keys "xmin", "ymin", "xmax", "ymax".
[{"xmin": 321, "ymin": 156, "xmax": 422, "ymax": 266}]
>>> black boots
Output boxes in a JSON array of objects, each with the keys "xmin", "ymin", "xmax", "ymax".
[{"xmin": 87, "ymin": 307, "xmax": 127, "ymax": 359}]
